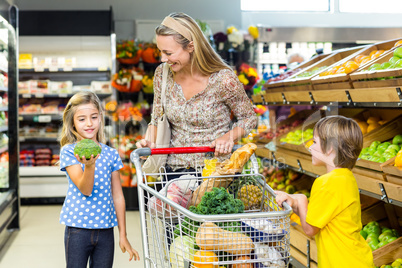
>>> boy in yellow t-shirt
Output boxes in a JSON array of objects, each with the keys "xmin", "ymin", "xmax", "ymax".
[{"xmin": 275, "ymin": 115, "xmax": 374, "ymax": 268}]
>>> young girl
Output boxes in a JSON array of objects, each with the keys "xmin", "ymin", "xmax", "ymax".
[
  {"xmin": 59, "ymin": 91, "xmax": 139, "ymax": 267},
  {"xmin": 275, "ymin": 115, "xmax": 374, "ymax": 267}
]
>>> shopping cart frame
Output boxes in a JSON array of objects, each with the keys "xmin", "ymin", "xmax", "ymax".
[{"xmin": 131, "ymin": 146, "xmax": 293, "ymax": 268}]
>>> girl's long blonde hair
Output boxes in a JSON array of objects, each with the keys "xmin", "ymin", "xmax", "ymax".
[
  {"xmin": 155, "ymin": 12, "xmax": 231, "ymax": 76},
  {"xmin": 60, "ymin": 91, "xmax": 106, "ymax": 147}
]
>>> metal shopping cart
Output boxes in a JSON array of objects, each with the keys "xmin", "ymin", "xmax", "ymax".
[{"xmin": 131, "ymin": 146, "xmax": 292, "ymax": 268}]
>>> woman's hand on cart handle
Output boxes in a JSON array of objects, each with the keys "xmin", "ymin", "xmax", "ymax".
[
  {"xmin": 210, "ymin": 138, "xmax": 234, "ymax": 156},
  {"xmin": 136, "ymin": 139, "xmax": 156, "ymax": 149}
]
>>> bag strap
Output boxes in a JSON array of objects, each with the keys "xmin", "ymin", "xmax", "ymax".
[{"xmin": 161, "ymin": 63, "xmax": 169, "ymax": 112}]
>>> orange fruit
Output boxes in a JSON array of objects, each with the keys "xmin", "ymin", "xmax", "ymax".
[
  {"xmin": 366, "ymin": 116, "xmax": 380, "ymax": 124},
  {"xmin": 394, "ymin": 40, "xmax": 402, "ymax": 47},
  {"xmin": 360, "ymin": 56, "xmax": 372, "ymax": 66},
  {"xmin": 369, "ymin": 50, "xmax": 378, "ymax": 58},
  {"xmin": 356, "ymin": 121, "xmax": 368, "ymax": 135},
  {"xmin": 329, "ymin": 66, "xmax": 341, "ymax": 74},
  {"xmin": 395, "ymin": 149, "xmax": 402, "ymax": 167},
  {"xmin": 367, "ymin": 122, "xmax": 380, "ymax": 133},
  {"xmin": 336, "ymin": 66, "xmax": 346, "ymax": 74},
  {"xmin": 193, "ymin": 250, "xmax": 218, "ymax": 267},
  {"xmin": 355, "ymin": 55, "xmax": 365, "ymax": 63},
  {"xmin": 319, "ymin": 70, "xmax": 330, "ymax": 76}
]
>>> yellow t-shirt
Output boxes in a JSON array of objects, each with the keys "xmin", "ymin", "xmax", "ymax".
[{"xmin": 306, "ymin": 168, "xmax": 374, "ymax": 268}]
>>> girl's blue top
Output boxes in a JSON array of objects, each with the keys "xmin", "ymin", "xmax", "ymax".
[{"xmin": 59, "ymin": 143, "xmax": 123, "ymax": 229}]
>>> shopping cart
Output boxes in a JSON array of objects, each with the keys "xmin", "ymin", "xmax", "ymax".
[{"xmin": 131, "ymin": 146, "xmax": 292, "ymax": 268}]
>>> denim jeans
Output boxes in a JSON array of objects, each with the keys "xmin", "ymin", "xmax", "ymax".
[{"xmin": 64, "ymin": 226, "xmax": 114, "ymax": 268}]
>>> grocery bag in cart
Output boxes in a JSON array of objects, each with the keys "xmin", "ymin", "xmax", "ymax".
[{"xmin": 131, "ymin": 144, "xmax": 293, "ymax": 268}]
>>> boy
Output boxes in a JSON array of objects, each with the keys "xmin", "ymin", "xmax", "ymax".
[{"xmin": 275, "ymin": 115, "xmax": 374, "ymax": 267}]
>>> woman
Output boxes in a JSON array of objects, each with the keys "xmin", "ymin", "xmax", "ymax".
[{"xmin": 136, "ymin": 12, "xmax": 257, "ymax": 174}]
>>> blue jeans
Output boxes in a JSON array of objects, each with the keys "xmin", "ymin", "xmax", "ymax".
[{"xmin": 64, "ymin": 226, "xmax": 114, "ymax": 268}]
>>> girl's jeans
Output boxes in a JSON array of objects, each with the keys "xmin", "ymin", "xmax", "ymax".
[{"xmin": 64, "ymin": 226, "xmax": 114, "ymax": 268}]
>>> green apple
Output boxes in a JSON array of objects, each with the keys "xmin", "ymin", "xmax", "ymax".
[
  {"xmin": 361, "ymin": 147, "xmax": 369, "ymax": 155},
  {"xmin": 394, "ymin": 47, "xmax": 402, "ymax": 58},
  {"xmin": 386, "ymin": 236, "xmax": 397, "ymax": 243},
  {"xmin": 378, "ymin": 157, "xmax": 386, "ymax": 163},
  {"xmin": 378, "ymin": 142, "xmax": 391, "ymax": 151},
  {"xmin": 368, "ymin": 240, "xmax": 379, "ymax": 251},
  {"xmin": 370, "ymin": 141, "xmax": 381, "ymax": 150},
  {"xmin": 394, "ymin": 59, "xmax": 402, "ymax": 69},
  {"xmin": 371, "ymin": 156, "xmax": 381, "ymax": 162},
  {"xmin": 393, "ymin": 134, "xmax": 402, "ymax": 145},
  {"xmin": 374, "ymin": 150, "xmax": 384, "ymax": 157},
  {"xmin": 377, "ymin": 240, "xmax": 389, "ymax": 248},
  {"xmin": 379, "ymin": 230, "xmax": 393, "ymax": 241},
  {"xmin": 368, "ymin": 63, "xmax": 382, "ymax": 71},
  {"xmin": 360, "ymin": 229, "xmax": 368, "ymax": 239},
  {"xmin": 387, "ymin": 144, "xmax": 400, "ymax": 151},
  {"xmin": 381, "ymin": 62, "xmax": 391, "ymax": 69},
  {"xmin": 368, "ymin": 147, "xmax": 377, "ymax": 155},
  {"xmin": 389, "ymin": 56, "xmax": 401, "ymax": 65}
]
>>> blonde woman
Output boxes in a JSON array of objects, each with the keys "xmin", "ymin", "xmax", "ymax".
[
  {"xmin": 59, "ymin": 91, "xmax": 139, "ymax": 267},
  {"xmin": 136, "ymin": 12, "xmax": 257, "ymax": 177}
]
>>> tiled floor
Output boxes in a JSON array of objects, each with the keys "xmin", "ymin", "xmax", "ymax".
[{"xmin": 0, "ymin": 205, "xmax": 145, "ymax": 268}]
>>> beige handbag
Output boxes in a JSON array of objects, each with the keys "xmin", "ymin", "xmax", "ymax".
[{"xmin": 142, "ymin": 63, "xmax": 171, "ymax": 174}]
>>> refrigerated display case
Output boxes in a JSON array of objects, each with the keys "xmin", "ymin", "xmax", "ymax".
[{"xmin": 0, "ymin": 5, "xmax": 19, "ymax": 250}]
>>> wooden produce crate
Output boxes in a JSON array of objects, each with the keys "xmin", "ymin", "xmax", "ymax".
[
  {"xmin": 381, "ymin": 157, "xmax": 402, "ymax": 185},
  {"xmin": 311, "ymin": 38, "xmax": 402, "ymax": 91},
  {"xmin": 358, "ymin": 111, "xmax": 402, "ymax": 148},
  {"xmin": 256, "ymin": 109, "xmax": 316, "ymax": 144},
  {"xmin": 262, "ymin": 91, "xmax": 284, "ymax": 103},
  {"xmin": 282, "ymin": 90, "xmax": 313, "ymax": 103},
  {"xmin": 289, "ymin": 224, "xmax": 318, "ymax": 263},
  {"xmin": 280, "ymin": 46, "xmax": 364, "ymax": 93},
  {"xmin": 373, "ymin": 237, "xmax": 402, "ymax": 267},
  {"xmin": 252, "ymin": 94, "xmax": 263, "ymax": 104},
  {"xmin": 350, "ymin": 49, "xmax": 402, "ymax": 89},
  {"xmin": 356, "ymin": 113, "xmax": 402, "ymax": 171},
  {"xmin": 263, "ymin": 54, "xmax": 330, "ymax": 93},
  {"xmin": 255, "ymin": 147, "xmax": 272, "ymax": 160}
]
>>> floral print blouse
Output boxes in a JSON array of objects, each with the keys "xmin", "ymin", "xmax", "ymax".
[{"xmin": 149, "ymin": 64, "xmax": 257, "ymax": 169}]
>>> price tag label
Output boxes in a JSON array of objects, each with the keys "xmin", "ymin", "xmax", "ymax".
[
  {"xmin": 98, "ymin": 67, "xmax": 108, "ymax": 71},
  {"xmin": 49, "ymin": 67, "xmax": 58, "ymax": 72},
  {"xmin": 36, "ymin": 93, "xmax": 44, "ymax": 98},
  {"xmin": 18, "ymin": 116, "xmax": 23, "ymax": 121},
  {"xmin": 37, "ymin": 115, "xmax": 52, "ymax": 123},
  {"xmin": 22, "ymin": 94, "xmax": 31, "ymax": 98},
  {"xmin": 58, "ymin": 93, "xmax": 68, "ymax": 98},
  {"xmin": 63, "ymin": 67, "xmax": 73, "ymax": 72},
  {"xmin": 34, "ymin": 67, "xmax": 45, "ymax": 72}
]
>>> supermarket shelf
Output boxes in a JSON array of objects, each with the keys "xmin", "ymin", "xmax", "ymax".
[
  {"xmin": 20, "ymin": 176, "xmax": 67, "ymax": 198},
  {"xmin": 255, "ymin": 148, "xmax": 402, "ymax": 208},
  {"xmin": 19, "ymin": 67, "xmax": 110, "ymax": 73},
  {"xmin": 19, "ymin": 136, "xmax": 58, "ymax": 142},
  {"xmin": 19, "ymin": 114, "xmax": 62, "ymax": 122},
  {"xmin": 20, "ymin": 166, "xmax": 64, "ymax": 177},
  {"xmin": 19, "ymin": 92, "xmax": 112, "ymax": 99},
  {"xmin": 258, "ymin": 86, "xmax": 402, "ymax": 108}
]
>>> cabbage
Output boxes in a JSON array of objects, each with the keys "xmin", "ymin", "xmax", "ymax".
[{"xmin": 169, "ymin": 236, "xmax": 196, "ymax": 268}]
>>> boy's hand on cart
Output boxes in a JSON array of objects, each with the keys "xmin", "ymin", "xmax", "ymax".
[
  {"xmin": 210, "ymin": 138, "xmax": 234, "ymax": 156},
  {"xmin": 274, "ymin": 191, "xmax": 296, "ymax": 209},
  {"xmin": 119, "ymin": 237, "xmax": 140, "ymax": 261}
]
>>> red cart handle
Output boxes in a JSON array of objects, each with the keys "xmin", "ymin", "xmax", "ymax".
[{"xmin": 150, "ymin": 146, "xmax": 215, "ymax": 155}]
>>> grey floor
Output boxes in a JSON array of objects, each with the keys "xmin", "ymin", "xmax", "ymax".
[{"xmin": 0, "ymin": 205, "xmax": 145, "ymax": 268}]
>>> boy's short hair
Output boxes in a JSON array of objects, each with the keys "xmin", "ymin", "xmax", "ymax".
[{"xmin": 314, "ymin": 115, "xmax": 363, "ymax": 169}]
